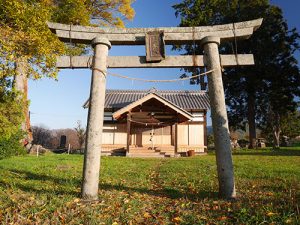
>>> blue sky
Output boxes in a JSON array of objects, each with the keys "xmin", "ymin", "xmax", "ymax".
[{"xmin": 28, "ymin": 0, "xmax": 300, "ymax": 129}]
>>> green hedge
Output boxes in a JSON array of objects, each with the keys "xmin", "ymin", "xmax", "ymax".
[{"xmin": 0, "ymin": 131, "xmax": 26, "ymax": 160}]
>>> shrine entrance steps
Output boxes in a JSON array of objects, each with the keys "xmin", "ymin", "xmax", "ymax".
[{"xmin": 127, "ymin": 146, "xmax": 178, "ymax": 158}]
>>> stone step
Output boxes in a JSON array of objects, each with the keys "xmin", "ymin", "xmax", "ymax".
[
  {"xmin": 129, "ymin": 149, "xmax": 156, "ymax": 152},
  {"xmin": 127, "ymin": 153, "xmax": 165, "ymax": 158},
  {"xmin": 128, "ymin": 152, "xmax": 162, "ymax": 156},
  {"xmin": 127, "ymin": 146, "xmax": 177, "ymax": 158},
  {"xmin": 129, "ymin": 150, "xmax": 157, "ymax": 153},
  {"xmin": 157, "ymin": 150, "xmax": 175, "ymax": 152}
]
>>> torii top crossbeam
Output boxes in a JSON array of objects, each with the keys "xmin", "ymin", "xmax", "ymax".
[
  {"xmin": 48, "ymin": 18, "xmax": 262, "ymax": 45},
  {"xmin": 48, "ymin": 19, "xmax": 262, "ymax": 69}
]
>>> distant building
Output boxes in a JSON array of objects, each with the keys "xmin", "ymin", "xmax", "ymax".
[{"xmin": 83, "ymin": 89, "xmax": 210, "ymax": 157}]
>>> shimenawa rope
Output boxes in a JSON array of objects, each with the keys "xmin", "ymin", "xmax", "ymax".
[
  {"xmin": 128, "ymin": 119, "xmax": 165, "ymax": 126},
  {"xmin": 90, "ymin": 67, "xmax": 216, "ymax": 83}
]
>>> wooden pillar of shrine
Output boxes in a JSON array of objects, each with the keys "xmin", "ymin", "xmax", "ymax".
[
  {"xmin": 126, "ymin": 112, "xmax": 132, "ymax": 154},
  {"xmin": 204, "ymin": 112, "xmax": 208, "ymax": 149},
  {"xmin": 174, "ymin": 122, "xmax": 178, "ymax": 154}
]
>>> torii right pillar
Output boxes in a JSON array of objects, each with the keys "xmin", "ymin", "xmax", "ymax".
[{"xmin": 201, "ymin": 36, "xmax": 236, "ymax": 199}]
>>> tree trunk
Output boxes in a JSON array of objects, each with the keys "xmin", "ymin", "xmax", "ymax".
[
  {"xmin": 247, "ymin": 94, "xmax": 256, "ymax": 149},
  {"xmin": 273, "ymin": 113, "xmax": 281, "ymax": 148},
  {"xmin": 14, "ymin": 57, "xmax": 32, "ymax": 145}
]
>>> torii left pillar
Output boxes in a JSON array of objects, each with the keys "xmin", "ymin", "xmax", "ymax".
[{"xmin": 82, "ymin": 37, "xmax": 111, "ymax": 201}]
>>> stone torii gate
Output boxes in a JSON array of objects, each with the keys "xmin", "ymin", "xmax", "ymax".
[{"xmin": 48, "ymin": 18, "xmax": 262, "ymax": 200}]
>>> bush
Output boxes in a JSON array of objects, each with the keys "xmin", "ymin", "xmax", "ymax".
[
  {"xmin": 0, "ymin": 131, "xmax": 26, "ymax": 160},
  {"xmin": 237, "ymin": 139, "xmax": 249, "ymax": 148},
  {"xmin": 0, "ymin": 78, "xmax": 25, "ymax": 140}
]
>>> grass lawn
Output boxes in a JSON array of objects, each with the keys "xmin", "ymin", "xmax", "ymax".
[{"xmin": 0, "ymin": 148, "xmax": 299, "ymax": 224}]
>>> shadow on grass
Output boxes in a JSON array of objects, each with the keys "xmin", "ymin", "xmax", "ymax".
[
  {"xmin": 0, "ymin": 179, "xmax": 79, "ymax": 196},
  {"xmin": 0, "ymin": 168, "xmax": 80, "ymax": 196},
  {"xmin": 233, "ymin": 149, "xmax": 300, "ymax": 156},
  {"xmin": 99, "ymin": 183, "xmax": 219, "ymax": 201},
  {"xmin": 0, "ymin": 167, "xmax": 218, "ymax": 201}
]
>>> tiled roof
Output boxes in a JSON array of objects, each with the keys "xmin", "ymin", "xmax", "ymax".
[{"xmin": 95, "ymin": 89, "xmax": 210, "ymax": 110}]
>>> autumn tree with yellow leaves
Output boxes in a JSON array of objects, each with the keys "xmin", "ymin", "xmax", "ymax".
[{"xmin": 0, "ymin": 0, "xmax": 135, "ymax": 152}]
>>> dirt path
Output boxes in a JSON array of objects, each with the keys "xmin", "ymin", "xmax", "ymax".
[{"xmin": 148, "ymin": 159, "xmax": 166, "ymax": 193}]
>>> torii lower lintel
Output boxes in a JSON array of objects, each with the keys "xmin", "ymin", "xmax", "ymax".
[{"xmin": 56, "ymin": 54, "xmax": 255, "ymax": 69}]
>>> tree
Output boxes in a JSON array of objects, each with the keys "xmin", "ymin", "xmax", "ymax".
[
  {"xmin": 0, "ymin": 0, "xmax": 135, "ymax": 139},
  {"xmin": 173, "ymin": 0, "xmax": 300, "ymax": 149},
  {"xmin": 280, "ymin": 111, "xmax": 300, "ymax": 139},
  {"xmin": 32, "ymin": 125, "xmax": 53, "ymax": 147},
  {"xmin": 32, "ymin": 125, "xmax": 86, "ymax": 150},
  {"xmin": 0, "ymin": 84, "xmax": 25, "ymax": 159},
  {"xmin": 256, "ymin": 40, "xmax": 300, "ymax": 147},
  {"xmin": 0, "ymin": 0, "xmax": 135, "ymax": 79},
  {"xmin": 0, "ymin": 77, "xmax": 25, "ymax": 159},
  {"xmin": 262, "ymin": 109, "xmax": 300, "ymax": 147},
  {"xmin": 52, "ymin": 128, "xmax": 82, "ymax": 150},
  {"xmin": 74, "ymin": 121, "xmax": 86, "ymax": 153},
  {"xmin": 0, "ymin": 130, "xmax": 26, "ymax": 159},
  {"xmin": 0, "ymin": 77, "xmax": 24, "ymax": 139}
]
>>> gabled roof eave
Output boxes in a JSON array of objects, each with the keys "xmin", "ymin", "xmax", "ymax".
[{"xmin": 112, "ymin": 93, "xmax": 193, "ymax": 120}]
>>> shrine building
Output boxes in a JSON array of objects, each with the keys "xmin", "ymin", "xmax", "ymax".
[{"xmin": 83, "ymin": 88, "xmax": 210, "ymax": 157}]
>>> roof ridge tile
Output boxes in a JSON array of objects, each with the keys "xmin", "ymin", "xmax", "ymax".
[{"xmin": 85, "ymin": 89, "xmax": 210, "ymax": 110}]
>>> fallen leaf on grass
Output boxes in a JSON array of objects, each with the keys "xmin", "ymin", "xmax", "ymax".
[
  {"xmin": 59, "ymin": 215, "xmax": 65, "ymax": 222},
  {"xmin": 218, "ymin": 216, "xmax": 228, "ymax": 221},
  {"xmin": 73, "ymin": 198, "xmax": 80, "ymax": 203},
  {"xmin": 198, "ymin": 215, "xmax": 207, "ymax": 220},
  {"xmin": 212, "ymin": 205, "xmax": 219, "ymax": 210},
  {"xmin": 125, "ymin": 207, "xmax": 131, "ymax": 213},
  {"xmin": 266, "ymin": 212, "xmax": 276, "ymax": 217},
  {"xmin": 285, "ymin": 219, "xmax": 293, "ymax": 224},
  {"xmin": 143, "ymin": 212, "xmax": 152, "ymax": 219},
  {"xmin": 40, "ymin": 208, "xmax": 47, "ymax": 213},
  {"xmin": 172, "ymin": 217, "xmax": 183, "ymax": 223},
  {"xmin": 65, "ymin": 201, "xmax": 73, "ymax": 208}
]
